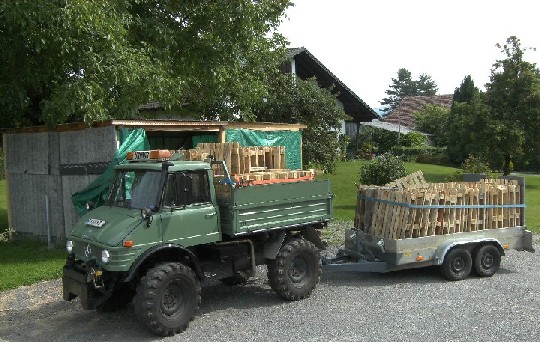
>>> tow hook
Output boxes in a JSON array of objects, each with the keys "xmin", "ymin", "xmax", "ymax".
[{"xmin": 87, "ymin": 267, "xmax": 104, "ymax": 289}]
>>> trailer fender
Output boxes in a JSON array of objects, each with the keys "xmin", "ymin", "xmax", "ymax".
[
  {"xmin": 124, "ymin": 244, "xmax": 204, "ymax": 282},
  {"xmin": 434, "ymin": 239, "xmax": 504, "ymax": 266}
]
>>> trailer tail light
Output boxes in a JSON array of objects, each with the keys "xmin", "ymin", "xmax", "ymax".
[
  {"xmin": 123, "ymin": 240, "xmax": 135, "ymax": 248},
  {"xmin": 502, "ymin": 244, "xmax": 510, "ymax": 250},
  {"xmin": 416, "ymin": 255, "xmax": 423, "ymax": 262}
]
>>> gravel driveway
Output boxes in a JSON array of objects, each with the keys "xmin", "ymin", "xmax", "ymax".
[{"xmin": 1, "ymin": 236, "xmax": 539, "ymax": 342}]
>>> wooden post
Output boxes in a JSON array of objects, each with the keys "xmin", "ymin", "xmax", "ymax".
[{"xmin": 2, "ymin": 133, "xmax": 12, "ymax": 233}]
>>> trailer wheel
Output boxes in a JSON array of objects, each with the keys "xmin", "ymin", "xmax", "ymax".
[
  {"xmin": 134, "ymin": 262, "xmax": 201, "ymax": 336},
  {"xmin": 473, "ymin": 245, "xmax": 501, "ymax": 277},
  {"xmin": 441, "ymin": 248, "xmax": 472, "ymax": 281},
  {"xmin": 267, "ymin": 238, "xmax": 321, "ymax": 301}
]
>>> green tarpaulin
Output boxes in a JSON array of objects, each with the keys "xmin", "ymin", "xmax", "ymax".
[
  {"xmin": 225, "ymin": 129, "xmax": 302, "ymax": 170},
  {"xmin": 71, "ymin": 128, "xmax": 150, "ymax": 216}
]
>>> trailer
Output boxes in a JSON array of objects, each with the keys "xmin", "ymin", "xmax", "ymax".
[{"xmin": 323, "ymin": 174, "xmax": 534, "ymax": 280}]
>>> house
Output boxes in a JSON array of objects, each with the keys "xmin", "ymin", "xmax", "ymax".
[
  {"xmin": 383, "ymin": 94, "xmax": 453, "ymax": 130},
  {"xmin": 283, "ymin": 47, "xmax": 378, "ymax": 136}
]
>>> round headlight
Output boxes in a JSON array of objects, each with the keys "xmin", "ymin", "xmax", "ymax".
[
  {"xmin": 101, "ymin": 249, "xmax": 110, "ymax": 264},
  {"xmin": 66, "ymin": 240, "xmax": 74, "ymax": 254}
]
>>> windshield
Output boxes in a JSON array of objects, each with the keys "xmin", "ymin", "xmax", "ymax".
[{"xmin": 108, "ymin": 170, "xmax": 162, "ymax": 209}]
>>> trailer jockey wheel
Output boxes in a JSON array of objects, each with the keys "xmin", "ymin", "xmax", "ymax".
[
  {"xmin": 441, "ymin": 247, "xmax": 472, "ymax": 281},
  {"xmin": 267, "ymin": 238, "xmax": 321, "ymax": 301},
  {"xmin": 473, "ymin": 245, "xmax": 501, "ymax": 277}
]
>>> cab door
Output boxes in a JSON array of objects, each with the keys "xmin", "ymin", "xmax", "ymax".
[{"xmin": 159, "ymin": 170, "xmax": 220, "ymax": 246}]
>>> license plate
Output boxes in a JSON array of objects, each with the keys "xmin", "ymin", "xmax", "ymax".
[{"xmin": 86, "ymin": 218, "xmax": 106, "ymax": 228}]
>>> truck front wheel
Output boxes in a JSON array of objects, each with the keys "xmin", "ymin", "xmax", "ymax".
[
  {"xmin": 267, "ymin": 238, "xmax": 321, "ymax": 301},
  {"xmin": 133, "ymin": 262, "xmax": 201, "ymax": 336},
  {"xmin": 441, "ymin": 248, "xmax": 472, "ymax": 281}
]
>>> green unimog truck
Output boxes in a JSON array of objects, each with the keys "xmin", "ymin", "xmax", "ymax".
[{"xmin": 63, "ymin": 149, "xmax": 333, "ymax": 336}]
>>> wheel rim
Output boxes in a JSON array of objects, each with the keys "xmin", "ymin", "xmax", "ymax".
[
  {"xmin": 451, "ymin": 256, "xmax": 465, "ymax": 273},
  {"xmin": 289, "ymin": 255, "xmax": 310, "ymax": 285},
  {"xmin": 161, "ymin": 281, "xmax": 186, "ymax": 317},
  {"xmin": 481, "ymin": 252, "xmax": 494, "ymax": 269}
]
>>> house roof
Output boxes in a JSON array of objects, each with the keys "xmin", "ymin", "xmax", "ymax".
[
  {"xmin": 383, "ymin": 94, "xmax": 453, "ymax": 129},
  {"xmin": 361, "ymin": 119, "xmax": 415, "ymax": 134},
  {"xmin": 287, "ymin": 47, "xmax": 378, "ymax": 123}
]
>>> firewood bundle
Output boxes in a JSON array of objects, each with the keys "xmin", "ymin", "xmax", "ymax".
[
  {"xmin": 355, "ymin": 172, "xmax": 523, "ymax": 240},
  {"xmin": 179, "ymin": 142, "xmax": 313, "ymax": 187}
]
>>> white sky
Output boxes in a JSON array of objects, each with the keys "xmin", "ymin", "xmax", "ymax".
[{"xmin": 278, "ymin": 0, "xmax": 540, "ymax": 110}]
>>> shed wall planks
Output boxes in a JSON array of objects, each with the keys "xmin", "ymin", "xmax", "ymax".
[
  {"xmin": 59, "ymin": 126, "xmax": 117, "ymax": 164},
  {"xmin": 6, "ymin": 132, "xmax": 49, "ymax": 175}
]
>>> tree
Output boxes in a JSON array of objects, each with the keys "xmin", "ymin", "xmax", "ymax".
[
  {"xmin": 253, "ymin": 75, "xmax": 347, "ymax": 173},
  {"xmin": 380, "ymin": 68, "xmax": 438, "ymax": 112},
  {"xmin": 0, "ymin": 0, "xmax": 291, "ymax": 128},
  {"xmin": 485, "ymin": 36, "xmax": 540, "ymax": 174},
  {"xmin": 446, "ymin": 75, "xmax": 482, "ymax": 164},
  {"xmin": 414, "ymin": 105, "xmax": 450, "ymax": 147}
]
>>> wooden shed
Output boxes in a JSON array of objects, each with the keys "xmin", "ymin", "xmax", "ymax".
[{"xmin": 1, "ymin": 120, "xmax": 306, "ymax": 243}]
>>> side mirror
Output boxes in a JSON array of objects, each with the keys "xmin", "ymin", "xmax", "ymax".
[
  {"xmin": 141, "ymin": 207, "xmax": 155, "ymax": 227},
  {"xmin": 86, "ymin": 201, "xmax": 95, "ymax": 211}
]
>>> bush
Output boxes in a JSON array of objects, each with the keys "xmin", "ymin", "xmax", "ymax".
[
  {"xmin": 359, "ymin": 152, "xmax": 406, "ymax": 185},
  {"xmin": 392, "ymin": 146, "xmax": 448, "ymax": 165},
  {"xmin": 447, "ymin": 155, "xmax": 493, "ymax": 181}
]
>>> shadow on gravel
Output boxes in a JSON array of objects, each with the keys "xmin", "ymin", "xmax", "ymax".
[{"xmin": 320, "ymin": 265, "xmax": 517, "ymax": 288}]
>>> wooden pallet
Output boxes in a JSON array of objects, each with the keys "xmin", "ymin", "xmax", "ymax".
[{"xmin": 356, "ymin": 176, "xmax": 522, "ymax": 240}]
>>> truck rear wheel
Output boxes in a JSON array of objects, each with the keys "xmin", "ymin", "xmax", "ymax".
[
  {"xmin": 441, "ymin": 248, "xmax": 472, "ymax": 281},
  {"xmin": 473, "ymin": 245, "xmax": 501, "ymax": 277},
  {"xmin": 267, "ymin": 238, "xmax": 321, "ymax": 301},
  {"xmin": 133, "ymin": 262, "xmax": 201, "ymax": 336}
]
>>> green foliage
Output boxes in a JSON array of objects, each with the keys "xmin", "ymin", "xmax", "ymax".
[
  {"xmin": 446, "ymin": 76, "xmax": 482, "ymax": 164},
  {"xmin": 414, "ymin": 105, "xmax": 450, "ymax": 146},
  {"xmin": 358, "ymin": 126, "xmax": 427, "ymax": 157},
  {"xmin": 254, "ymin": 75, "xmax": 346, "ymax": 173},
  {"xmin": 380, "ymin": 68, "xmax": 438, "ymax": 112},
  {"xmin": 447, "ymin": 155, "xmax": 493, "ymax": 181},
  {"xmin": 400, "ymin": 131, "xmax": 427, "ymax": 147},
  {"xmin": 392, "ymin": 146, "xmax": 447, "ymax": 165},
  {"xmin": 359, "ymin": 153, "xmax": 407, "ymax": 185},
  {"xmin": 447, "ymin": 37, "xmax": 540, "ymax": 173},
  {"xmin": 0, "ymin": 0, "xmax": 291, "ymax": 127}
]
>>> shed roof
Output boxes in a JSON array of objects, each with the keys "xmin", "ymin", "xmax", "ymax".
[
  {"xmin": 1, "ymin": 120, "xmax": 307, "ymax": 134},
  {"xmin": 383, "ymin": 94, "xmax": 453, "ymax": 129},
  {"xmin": 287, "ymin": 47, "xmax": 377, "ymax": 123}
]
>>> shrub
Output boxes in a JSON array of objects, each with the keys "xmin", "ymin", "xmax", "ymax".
[
  {"xmin": 359, "ymin": 152, "xmax": 406, "ymax": 185},
  {"xmin": 392, "ymin": 146, "xmax": 448, "ymax": 165},
  {"xmin": 447, "ymin": 155, "xmax": 493, "ymax": 181}
]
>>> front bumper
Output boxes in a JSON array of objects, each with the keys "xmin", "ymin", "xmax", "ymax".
[{"xmin": 62, "ymin": 262, "xmax": 113, "ymax": 310}]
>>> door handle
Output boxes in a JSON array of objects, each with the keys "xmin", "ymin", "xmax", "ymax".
[{"xmin": 205, "ymin": 212, "xmax": 216, "ymax": 218}]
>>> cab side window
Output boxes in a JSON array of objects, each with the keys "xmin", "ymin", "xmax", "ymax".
[{"xmin": 163, "ymin": 171, "xmax": 211, "ymax": 207}]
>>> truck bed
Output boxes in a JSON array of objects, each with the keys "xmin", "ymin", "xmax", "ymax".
[{"xmin": 216, "ymin": 179, "xmax": 333, "ymax": 237}]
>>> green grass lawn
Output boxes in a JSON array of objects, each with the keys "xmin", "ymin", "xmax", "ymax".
[
  {"xmin": 0, "ymin": 179, "xmax": 67, "ymax": 292},
  {"xmin": 0, "ymin": 240, "xmax": 66, "ymax": 291}
]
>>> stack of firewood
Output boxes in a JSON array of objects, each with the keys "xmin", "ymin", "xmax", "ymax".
[{"xmin": 355, "ymin": 172, "xmax": 523, "ymax": 240}]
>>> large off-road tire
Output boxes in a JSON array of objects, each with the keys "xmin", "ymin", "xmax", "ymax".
[
  {"xmin": 133, "ymin": 263, "xmax": 201, "ymax": 336},
  {"xmin": 441, "ymin": 247, "xmax": 472, "ymax": 281},
  {"xmin": 96, "ymin": 284, "xmax": 135, "ymax": 312},
  {"xmin": 473, "ymin": 245, "xmax": 501, "ymax": 277},
  {"xmin": 267, "ymin": 238, "xmax": 321, "ymax": 301}
]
